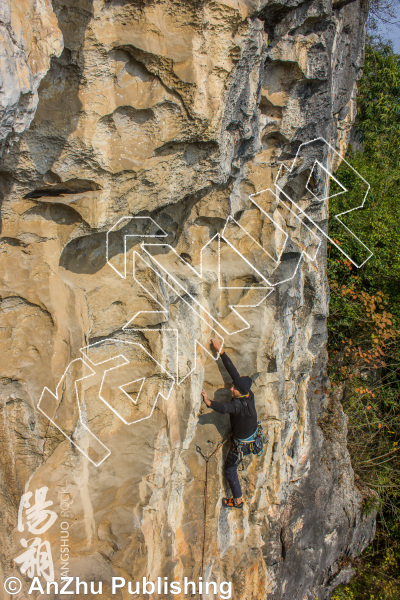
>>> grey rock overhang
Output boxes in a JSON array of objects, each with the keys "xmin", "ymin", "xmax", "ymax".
[{"xmin": 0, "ymin": 0, "xmax": 63, "ymax": 155}]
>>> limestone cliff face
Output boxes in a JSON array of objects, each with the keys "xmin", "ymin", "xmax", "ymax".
[
  {"xmin": 0, "ymin": 1, "xmax": 375, "ymax": 599},
  {"xmin": 0, "ymin": 0, "xmax": 63, "ymax": 154}
]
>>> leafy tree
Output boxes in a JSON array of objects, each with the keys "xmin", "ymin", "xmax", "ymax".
[{"xmin": 329, "ymin": 41, "xmax": 400, "ymax": 600}]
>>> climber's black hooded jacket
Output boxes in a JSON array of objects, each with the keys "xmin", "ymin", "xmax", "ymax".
[{"xmin": 209, "ymin": 352, "xmax": 258, "ymax": 440}]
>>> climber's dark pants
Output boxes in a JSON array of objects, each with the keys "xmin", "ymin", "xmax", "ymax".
[{"xmin": 224, "ymin": 442, "xmax": 252, "ymax": 498}]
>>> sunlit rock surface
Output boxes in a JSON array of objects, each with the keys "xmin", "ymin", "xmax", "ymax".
[
  {"xmin": 0, "ymin": 0, "xmax": 63, "ymax": 154},
  {"xmin": 0, "ymin": 1, "xmax": 375, "ymax": 599}
]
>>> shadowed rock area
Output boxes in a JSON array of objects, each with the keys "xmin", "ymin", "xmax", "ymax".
[{"xmin": 0, "ymin": 1, "xmax": 375, "ymax": 599}]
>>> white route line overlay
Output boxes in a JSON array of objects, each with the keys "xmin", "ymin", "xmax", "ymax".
[
  {"xmin": 37, "ymin": 136, "xmax": 372, "ymax": 465},
  {"xmin": 275, "ymin": 136, "xmax": 373, "ymax": 268},
  {"xmin": 37, "ymin": 342, "xmax": 174, "ymax": 466},
  {"xmin": 128, "ymin": 250, "xmax": 273, "ymax": 384}
]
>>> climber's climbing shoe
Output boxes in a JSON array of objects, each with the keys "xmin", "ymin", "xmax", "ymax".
[{"xmin": 222, "ymin": 497, "xmax": 243, "ymax": 509}]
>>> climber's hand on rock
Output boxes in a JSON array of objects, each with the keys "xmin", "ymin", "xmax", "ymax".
[
  {"xmin": 211, "ymin": 339, "xmax": 223, "ymax": 353},
  {"xmin": 201, "ymin": 390, "xmax": 211, "ymax": 407}
]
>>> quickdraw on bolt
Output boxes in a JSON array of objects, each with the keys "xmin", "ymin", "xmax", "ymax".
[{"xmin": 196, "ymin": 445, "xmax": 209, "ymax": 462}]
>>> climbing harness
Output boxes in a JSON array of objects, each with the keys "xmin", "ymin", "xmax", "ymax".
[
  {"xmin": 252, "ymin": 421, "xmax": 266, "ymax": 456},
  {"xmin": 232, "ymin": 421, "xmax": 266, "ymax": 466}
]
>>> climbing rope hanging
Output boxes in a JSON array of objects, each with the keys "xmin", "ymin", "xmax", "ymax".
[
  {"xmin": 194, "ymin": 417, "xmax": 279, "ymax": 576},
  {"xmin": 196, "ymin": 434, "xmax": 231, "ymax": 576}
]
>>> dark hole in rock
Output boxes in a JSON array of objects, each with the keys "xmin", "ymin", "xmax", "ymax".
[
  {"xmin": 59, "ymin": 232, "xmax": 107, "ymax": 274},
  {"xmin": 24, "ymin": 178, "xmax": 101, "ymax": 199},
  {"xmin": 266, "ymin": 356, "xmax": 277, "ymax": 373},
  {"xmin": 180, "ymin": 252, "xmax": 192, "ymax": 264},
  {"xmin": 259, "ymin": 96, "xmax": 282, "ymax": 119},
  {"xmin": 24, "ymin": 203, "xmax": 82, "ymax": 225},
  {"xmin": 0, "ymin": 237, "xmax": 28, "ymax": 247}
]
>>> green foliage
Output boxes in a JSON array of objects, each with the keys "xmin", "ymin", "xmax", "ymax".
[
  {"xmin": 328, "ymin": 42, "xmax": 400, "ymax": 310},
  {"xmin": 328, "ymin": 41, "xmax": 400, "ymax": 599}
]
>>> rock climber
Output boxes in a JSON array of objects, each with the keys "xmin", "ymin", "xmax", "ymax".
[{"xmin": 201, "ymin": 338, "xmax": 258, "ymax": 509}]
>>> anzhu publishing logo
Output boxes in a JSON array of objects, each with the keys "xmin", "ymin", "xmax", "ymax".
[{"xmin": 25, "ymin": 575, "xmax": 233, "ymax": 598}]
